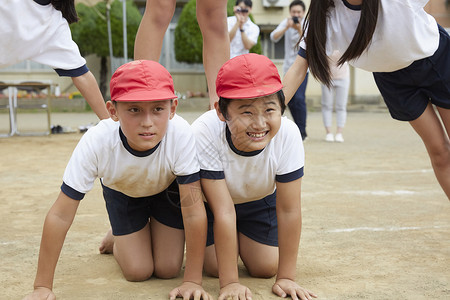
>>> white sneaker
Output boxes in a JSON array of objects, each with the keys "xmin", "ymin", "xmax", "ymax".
[
  {"xmin": 325, "ymin": 133, "xmax": 334, "ymax": 142},
  {"xmin": 335, "ymin": 133, "xmax": 344, "ymax": 142}
]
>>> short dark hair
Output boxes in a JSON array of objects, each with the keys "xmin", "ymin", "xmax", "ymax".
[
  {"xmin": 218, "ymin": 90, "xmax": 286, "ymax": 120},
  {"xmin": 290, "ymin": 0, "xmax": 306, "ymax": 11},
  {"xmin": 236, "ymin": 0, "xmax": 253, "ymax": 8}
]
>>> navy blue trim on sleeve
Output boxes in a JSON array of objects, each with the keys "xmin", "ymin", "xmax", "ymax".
[
  {"xmin": 176, "ymin": 172, "xmax": 201, "ymax": 184},
  {"xmin": 200, "ymin": 169, "xmax": 225, "ymax": 180},
  {"xmin": 54, "ymin": 65, "xmax": 89, "ymax": 77},
  {"xmin": 61, "ymin": 182, "xmax": 85, "ymax": 200},
  {"xmin": 275, "ymin": 167, "xmax": 304, "ymax": 183},
  {"xmin": 298, "ymin": 47, "xmax": 307, "ymax": 59}
]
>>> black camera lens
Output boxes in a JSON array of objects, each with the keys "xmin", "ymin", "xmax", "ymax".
[
  {"xmin": 292, "ymin": 16, "xmax": 299, "ymax": 24},
  {"xmin": 237, "ymin": 8, "xmax": 249, "ymax": 13}
]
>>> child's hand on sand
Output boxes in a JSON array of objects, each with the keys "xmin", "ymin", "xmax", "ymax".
[
  {"xmin": 272, "ymin": 278, "xmax": 317, "ymax": 300},
  {"xmin": 218, "ymin": 282, "xmax": 252, "ymax": 300},
  {"xmin": 169, "ymin": 281, "xmax": 212, "ymax": 300}
]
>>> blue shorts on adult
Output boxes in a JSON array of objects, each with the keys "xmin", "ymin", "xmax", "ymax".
[
  {"xmin": 373, "ymin": 24, "xmax": 450, "ymax": 121},
  {"xmin": 205, "ymin": 191, "xmax": 278, "ymax": 247},
  {"xmin": 103, "ymin": 180, "xmax": 184, "ymax": 236}
]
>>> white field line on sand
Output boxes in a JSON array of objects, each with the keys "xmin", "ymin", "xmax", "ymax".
[
  {"xmin": 346, "ymin": 169, "xmax": 433, "ymax": 175},
  {"xmin": 327, "ymin": 225, "xmax": 450, "ymax": 233},
  {"xmin": 302, "ymin": 189, "xmax": 439, "ymax": 196}
]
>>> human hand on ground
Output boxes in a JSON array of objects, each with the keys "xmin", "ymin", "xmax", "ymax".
[
  {"xmin": 22, "ymin": 287, "xmax": 55, "ymax": 300},
  {"xmin": 169, "ymin": 281, "xmax": 212, "ymax": 300},
  {"xmin": 218, "ymin": 282, "xmax": 252, "ymax": 300},
  {"xmin": 272, "ymin": 278, "xmax": 317, "ymax": 300}
]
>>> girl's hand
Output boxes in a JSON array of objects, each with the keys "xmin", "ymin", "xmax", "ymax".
[
  {"xmin": 22, "ymin": 287, "xmax": 55, "ymax": 300},
  {"xmin": 272, "ymin": 278, "xmax": 317, "ymax": 300},
  {"xmin": 219, "ymin": 282, "xmax": 252, "ymax": 300},
  {"xmin": 169, "ymin": 281, "xmax": 212, "ymax": 300}
]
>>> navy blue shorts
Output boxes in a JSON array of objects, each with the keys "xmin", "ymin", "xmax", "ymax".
[
  {"xmin": 102, "ymin": 180, "xmax": 184, "ymax": 236},
  {"xmin": 205, "ymin": 191, "xmax": 278, "ymax": 247},
  {"xmin": 373, "ymin": 24, "xmax": 450, "ymax": 121}
]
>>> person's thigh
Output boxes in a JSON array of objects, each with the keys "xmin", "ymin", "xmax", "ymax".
[
  {"xmin": 239, "ymin": 232, "xmax": 278, "ymax": 278},
  {"xmin": 437, "ymin": 106, "xmax": 450, "ymax": 137},
  {"xmin": 113, "ymin": 224, "xmax": 154, "ymax": 282},
  {"xmin": 150, "ymin": 217, "xmax": 185, "ymax": 279}
]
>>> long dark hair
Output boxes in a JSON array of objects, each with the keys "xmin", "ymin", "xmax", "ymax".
[
  {"xmin": 302, "ymin": 0, "xmax": 380, "ymax": 86},
  {"xmin": 51, "ymin": 0, "xmax": 79, "ymax": 24}
]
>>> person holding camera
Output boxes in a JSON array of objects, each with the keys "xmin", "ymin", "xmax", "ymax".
[
  {"xmin": 270, "ymin": 0, "xmax": 309, "ymax": 140},
  {"xmin": 228, "ymin": 0, "xmax": 260, "ymax": 58}
]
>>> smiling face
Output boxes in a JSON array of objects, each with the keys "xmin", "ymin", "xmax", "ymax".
[
  {"xmin": 107, "ymin": 100, "xmax": 177, "ymax": 152},
  {"xmin": 216, "ymin": 94, "xmax": 282, "ymax": 152}
]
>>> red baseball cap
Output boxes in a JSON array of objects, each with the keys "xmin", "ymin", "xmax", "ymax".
[
  {"xmin": 216, "ymin": 53, "xmax": 283, "ymax": 99},
  {"xmin": 110, "ymin": 60, "xmax": 177, "ymax": 102}
]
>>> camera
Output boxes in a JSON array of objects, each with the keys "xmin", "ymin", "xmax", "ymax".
[
  {"xmin": 292, "ymin": 16, "xmax": 299, "ymax": 24},
  {"xmin": 236, "ymin": 7, "xmax": 249, "ymax": 13}
]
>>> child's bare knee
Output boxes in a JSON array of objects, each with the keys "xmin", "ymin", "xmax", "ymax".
[
  {"xmin": 153, "ymin": 260, "xmax": 182, "ymax": 279},
  {"xmin": 153, "ymin": 265, "xmax": 180, "ymax": 279},
  {"xmin": 122, "ymin": 267, "xmax": 153, "ymax": 282},
  {"xmin": 121, "ymin": 262, "xmax": 153, "ymax": 282},
  {"xmin": 247, "ymin": 262, "xmax": 278, "ymax": 278}
]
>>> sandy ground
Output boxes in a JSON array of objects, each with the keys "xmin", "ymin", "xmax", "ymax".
[{"xmin": 0, "ymin": 107, "xmax": 449, "ymax": 300}]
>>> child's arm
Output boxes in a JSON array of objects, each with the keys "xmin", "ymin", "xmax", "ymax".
[
  {"xmin": 169, "ymin": 180, "xmax": 211, "ymax": 300},
  {"xmin": 282, "ymin": 55, "xmax": 308, "ymax": 104},
  {"xmin": 71, "ymin": 71, "xmax": 109, "ymax": 120},
  {"xmin": 23, "ymin": 192, "xmax": 80, "ymax": 300},
  {"xmin": 201, "ymin": 178, "xmax": 252, "ymax": 300},
  {"xmin": 273, "ymin": 179, "xmax": 316, "ymax": 299}
]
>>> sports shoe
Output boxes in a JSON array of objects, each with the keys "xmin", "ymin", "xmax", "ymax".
[
  {"xmin": 325, "ymin": 133, "xmax": 334, "ymax": 142},
  {"xmin": 335, "ymin": 133, "xmax": 344, "ymax": 142}
]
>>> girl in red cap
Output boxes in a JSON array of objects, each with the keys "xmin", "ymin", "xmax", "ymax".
[
  {"xmin": 24, "ymin": 60, "xmax": 211, "ymax": 300},
  {"xmin": 192, "ymin": 54, "xmax": 317, "ymax": 300},
  {"xmin": 283, "ymin": 0, "xmax": 450, "ymax": 200}
]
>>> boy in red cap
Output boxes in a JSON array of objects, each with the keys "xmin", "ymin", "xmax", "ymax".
[
  {"xmin": 24, "ymin": 60, "xmax": 210, "ymax": 300},
  {"xmin": 191, "ymin": 53, "xmax": 316, "ymax": 300}
]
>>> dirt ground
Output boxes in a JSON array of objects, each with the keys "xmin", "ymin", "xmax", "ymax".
[{"xmin": 0, "ymin": 107, "xmax": 449, "ymax": 300}]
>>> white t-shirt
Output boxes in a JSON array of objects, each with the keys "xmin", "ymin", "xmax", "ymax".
[
  {"xmin": 0, "ymin": 0, "xmax": 87, "ymax": 76},
  {"xmin": 299, "ymin": 0, "xmax": 439, "ymax": 72},
  {"xmin": 228, "ymin": 16, "xmax": 260, "ymax": 59},
  {"xmin": 191, "ymin": 110, "xmax": 304, "ymax": 204},
  {"xmin": 62, "ymin": 116, "xmax": 200, "ymax": 199}
]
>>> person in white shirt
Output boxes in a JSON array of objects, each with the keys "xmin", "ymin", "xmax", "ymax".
[
  {"xmin": 0, "ymin": 0, "xmax": 109, "ymax": 119},
  {"xmin": 270, "ymin": 0, "xmax": 309, "ymax": 140},
  {"xmin": 228, "ymin": 0, "xmax": 260, "ymax": 58},
  {"xmin": 23, "ymin": 60, "xmax": 210, "ymax": 300},
  {"xmin": 192, "ymin": 54, "xmax": 316, "ymax": 300},
  {"xmin": 283, "ymin": 0, "xmax": 450, "ymax": 200}
]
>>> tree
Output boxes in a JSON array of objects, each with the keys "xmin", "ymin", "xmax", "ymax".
[
  {"xmin": 71, "ymin": 0, "xmax": 142, "ymax": 97},
  {"xmin": 174, "ymin": 0, "xmax": 261, "ymax": 64},
  {"xmin": 174, "ymin": 0, "xmax": 203, "ymax": 63}
]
